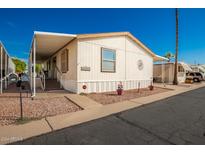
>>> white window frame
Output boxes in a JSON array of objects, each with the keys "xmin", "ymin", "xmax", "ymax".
[{"xmin": 101, "ymin": 47, "xmax": 116, "ymax": 73}]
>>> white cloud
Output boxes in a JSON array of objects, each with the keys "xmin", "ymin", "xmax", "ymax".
[{"xmin": 6, "ymin": 21, "xmax": 16, "ymax": 29}]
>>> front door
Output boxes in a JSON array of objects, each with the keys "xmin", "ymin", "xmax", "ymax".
[{"xmin": 52, "ymin": 57, "xmax": 57, "ymax": 79}]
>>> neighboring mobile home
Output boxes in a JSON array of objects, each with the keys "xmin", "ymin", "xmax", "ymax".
[
  {"xmin": 0, "ymin": 41, "xmax": 15, "ymax": 93},
  {"xmin": 28, "ymin": 31, "xmax": 166, "ymax": 97},
  {"xmin": 190, "ymin": 65, "xmax": 205, "ymax": 79},
  {"xmin": 153, "ymin": 62, "xmax": 193, "ymax": 83},
  {"xmin": 201, "ymin": 65, "xmax": 205, "ymax": 70}
]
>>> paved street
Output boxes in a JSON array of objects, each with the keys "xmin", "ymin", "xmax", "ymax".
[{"xmin": 13, "ymin": 87, "xmax": 205, "ymax": 145}]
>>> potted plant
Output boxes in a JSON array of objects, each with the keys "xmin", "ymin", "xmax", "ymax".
[
  {"xmin": 117, "ymin": 82, "xmax": 123, "ymax": 95},
  {"xmin": 149, "ymin": 84, "xmax": 154, "ymax": 91}
]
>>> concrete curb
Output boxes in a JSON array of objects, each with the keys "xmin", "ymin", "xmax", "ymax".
[
  {"xmin": 0, "ymin": 118, "xmax": 51, "ymax": 144},
  {"xmin": 47, "ymin": 101, "xmax": 139, "ymax": 131}
]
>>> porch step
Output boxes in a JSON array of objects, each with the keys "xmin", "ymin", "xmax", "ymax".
[{"xmin": 45, "ymin": 79, "xmax": 63, "ymax": 91}]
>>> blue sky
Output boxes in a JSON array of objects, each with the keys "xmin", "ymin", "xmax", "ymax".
[{"xmin": 0, "ymin": 8, "xmax": 204, "ymax": 64}]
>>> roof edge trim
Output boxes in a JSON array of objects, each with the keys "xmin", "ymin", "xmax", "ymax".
[
  {"xmin": 34, "ymin": 31, "xmax": 77, "ymax": 37},
  {"xmin": 77, "ymin": 31, "xmax": 156, "ymax": 57}
]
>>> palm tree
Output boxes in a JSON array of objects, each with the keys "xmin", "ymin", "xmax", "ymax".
[
  {"xmin": 164, "ymin": 52, "xmax": 174, "ymax": 62},
  {"xmin": 173, "ymin": 8, "xmax": 179, "ymax": 85}
]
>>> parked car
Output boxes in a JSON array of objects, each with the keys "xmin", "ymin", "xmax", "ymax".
[
  {"xmin": 186, "ymin": 72, "xmax": 203, "ymax": 82},
  {"xmin": 21, "ymin": 73, "xmax": 29, "ymax": 82},
  {"xmin": 194, "ymin": 72, "xmax": 204, "ymax": 81}
]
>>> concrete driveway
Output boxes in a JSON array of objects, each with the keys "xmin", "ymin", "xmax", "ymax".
[{"xmin": 13, "ymin": 87, "xmax": 205, "ymax": 145}]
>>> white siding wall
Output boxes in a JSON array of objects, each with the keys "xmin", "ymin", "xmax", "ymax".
[{"xmin": 77, "ymin": 36, "xmax": 153, "ymax": 93}]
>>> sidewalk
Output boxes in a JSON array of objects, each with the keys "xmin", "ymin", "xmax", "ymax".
[{"xmin": 0, "ymin": 82, "xmax": 205, "ymax": 144}]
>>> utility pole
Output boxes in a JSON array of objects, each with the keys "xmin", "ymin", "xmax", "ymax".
[{"xmin": 173, "ymin": 8, "xmax": 179, "ymax": 85}]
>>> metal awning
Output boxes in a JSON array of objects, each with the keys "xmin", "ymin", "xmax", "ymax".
[
  {"xmin": 33, "ymin": 31, "xmax": 77, "ymax": 63},
  {"xmin": 29, "ymin": 31, "xmax": 77, "ymax": 97},
  {"xmin": 179, "ymin": 62, "xmax": 192, "ymax": 72}
]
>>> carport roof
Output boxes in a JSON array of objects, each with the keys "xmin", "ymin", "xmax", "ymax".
[{"xmin": 32, "ymin": 31, "xmax": 77, "ymax": 62}]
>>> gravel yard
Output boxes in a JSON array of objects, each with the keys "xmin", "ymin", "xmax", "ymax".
[
  {"xmin": 87, "ymin": 87, "xmax": 170, "ymax": 105},
  {"xmin": 0, "ymin": 95, "xmax": 82, "ymax": 126}
]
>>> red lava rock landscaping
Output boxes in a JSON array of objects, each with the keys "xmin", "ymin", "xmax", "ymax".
[
  {"xmin": 87, "ymin": 87, "xmax": 170, "ymax": 105},
  {"xmin": 0, "ymin": 95, "xmax": 82, "ymax": 126}
]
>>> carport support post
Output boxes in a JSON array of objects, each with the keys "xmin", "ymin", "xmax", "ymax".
[
  {"xmin": 32, "ymin": 38, "xmax": 36, "ymax": 98},
  {"xmin": 0, "ymin": 46, "xmax": 2, "ymax": 94},
  {"xmin": 4, "ymin": 54, "xmax": 7, "ymax": 89},
  {"xmin": 29, "ymin": 50, "xmax": 33, "ymax": 93}
]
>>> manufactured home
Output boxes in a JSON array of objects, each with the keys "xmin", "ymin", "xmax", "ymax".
[
  {"xmin": 28, "ymin": 31, "xmax": 167, "ymax": 97},
  {"xmin": 153, "ymin": 62, "xmax": 193, "ymax": 83},
  {"xmin": 201, "ymin": 65, "xmax": 205, "ymax": 70},
  {"xmin": 0, "ymin": 41, "xmax": 15, "ymax": 93}
]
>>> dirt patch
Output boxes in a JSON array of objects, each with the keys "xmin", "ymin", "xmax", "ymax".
[
  {"xmin": 87, "ymin": 87, "xmax": 170, "ymax": 105},
  {"xmin": 0, "ymin": 96, "xmax": 82, "ymax": 126}
]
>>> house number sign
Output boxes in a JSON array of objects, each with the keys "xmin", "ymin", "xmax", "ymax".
[{"xmin": 81, "ymin": 66, "xmax": 91, "ymax": 71}]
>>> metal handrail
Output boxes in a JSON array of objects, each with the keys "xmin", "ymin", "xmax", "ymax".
[
  {"xmin": 0, "ymin": 72, "xmax": 17, "ymax": 93},
  {"xmin": 54, "ymin": 64, "xmax": 62, "ymax": 76},
  {"xmin": 0, "ymin": 73, "xmax": 10, "ymax": 89},
  {"xmin": 0, "ymin": 75, "xmax": 7, "ymax": 81},
  {"xmin": 39, "ymin": 69, "xmax": 46, "ymax": 91},
  {"xmin": 0, "ymin": 75, "xmax": 6, "ymax": 93},
  {"xmin": 0, "ymin": 72, "xmax": 12, "ymax": 80},
  {"xmin": 54, "ymin": 64, "xmax": 63, "ymax": 88}
]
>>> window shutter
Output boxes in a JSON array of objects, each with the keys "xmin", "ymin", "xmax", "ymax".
[
  {"xmin": 61, "ymin": 49, "xmax": 69, "ymax": 73},
  {"xmin": 66, "ymin": 49, "xmax": 69, "ymax": 71}
]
